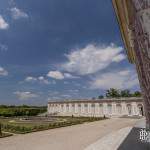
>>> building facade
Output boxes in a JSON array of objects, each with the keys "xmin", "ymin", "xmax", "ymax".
[
  {"xmin": 48, "ymin": 98, "xmax": 144, "ymax": 117},
  {"xmin": 112, "ymin": 0, "xmax": 150, "ymax": 127}
]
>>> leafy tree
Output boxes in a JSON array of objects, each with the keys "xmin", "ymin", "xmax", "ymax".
[
  {"xmin": 133, "ymin": 91, "xmax": 141, "ymax": 97},
  {"xmin": 120, "ymin": 89, "xmax": 131, "ymax": 97},
  {"xmin": 106, "ymin": 88, "xmax": 120, "ymax": 98},
  {"xmin": 98, "ymin": 95, "xmax": 104, "ymax": 99}
]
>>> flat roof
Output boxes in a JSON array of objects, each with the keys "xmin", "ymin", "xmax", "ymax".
[
  {"xmin": 112, "ymin": 0, "xmax": 136, "ymax": 63},
  {"xmin": 48, "ymin": 97, "xmax": 143, "ymax": 104}
]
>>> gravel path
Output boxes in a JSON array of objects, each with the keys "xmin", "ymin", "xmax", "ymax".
[{"xmin": 0, "ymin": 118, "xmax": 139, "ymax": 150}]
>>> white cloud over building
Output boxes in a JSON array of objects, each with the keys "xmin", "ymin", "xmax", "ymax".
[{"xmin": 61, "ymin": 44, "xmax": 126, "ymax": 75}]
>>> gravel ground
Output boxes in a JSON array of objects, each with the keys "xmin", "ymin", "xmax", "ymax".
[{"xmin": 0, "ymin": 118, "xmax": 139, "ymax": 150}]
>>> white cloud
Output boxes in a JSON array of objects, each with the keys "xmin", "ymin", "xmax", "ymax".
[
  {"xmin": 25, "ymin": 76, "xmax": 50, "ymax": 84},
  {"xmin": 0, "ymin": 67, "xmax": 8, "ymax": 76},
  {"xmin": 61, "ymin": 44, "xmax": 126, "ymax": 75},
  {"xmin": 90, "ymin": 69, "xmax": 139, "ymax": 90},
  {"xmin": 0, "ymin": 15, "xmax": 9, "ymax": 30},
  {"xmin": 47, "ymin": 70, "xmax": 79, "ymax": 80},
  {"xmin": 10, "ymin": 7, "xmax": 28, "ymax": 20},
  {"xmin": 38, "ymin": 76, "xmax": 50, "ymax": 84},
  {"xmin": 64, "ymin": 73, "xmax": 79, "ymax": 79},
  {"xmin": 47, "ymin": 71, "xmax": 64, "ymax": 80},
  {"xmin": 25, "ymin": 76, "xmax": 37, "ymax": 82},
  {"xmin": 14, "ymin": 91, "xmax": 38, "ymax": 100},
  {"xmin": 112, "ymin": 54, "xmax": 126, "ymax": 62}
]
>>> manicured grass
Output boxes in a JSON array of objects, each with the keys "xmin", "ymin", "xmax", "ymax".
[{"xmin": 0, "ymin": 116, "xmax": 106, "ymax": 134}]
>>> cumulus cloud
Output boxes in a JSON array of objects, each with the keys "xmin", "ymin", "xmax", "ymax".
[
  {"xmin": 10, "ymin": 7, "xmax": 28, "ymax": 20},
  {"xmin": 61, "ymin": 44, "xmax": 126, "ymax": 75},
  {"xmin": 64, "ymin": 73, "xmax": 79, "ymax": 79},
  {"xmin": 47, "ymin": 71, "xmax": 64, "ymax": 80},
  {"xmin": 14, "ymin": 91, "xmax": 38, "ymax": 100},
  {"xmin": 0, "ymin": 67, "xmax": 8, "ymax": 76},
  {"xmin": 25, "ymin": 76, "xmax": 37, "ymax": 82},
  {"xmin": 0, "ymin": 15, "xmax": 9, "ymax": 30},
  {"xmin": 90, "ymin": 69, "xmax": 139, "ymax": 90},
  {"xmin": 25, "ymin": 76, "xmax": 50, "ymax": 84},
  {"xmin": 47, "ymin": 71, "xmax": 79, "ymax": 80},
  {"xmin": 38, "ymin": 76, "xmax": 50, "ymax": 84}
]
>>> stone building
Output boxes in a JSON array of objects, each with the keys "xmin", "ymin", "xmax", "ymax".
[
  {"xmin": 48, "ymin": 98, "xmax": 144, "ymax": 117},
  {"xmin": 112, "ymin": 0, "xmax": 150, "ymax": 127}
]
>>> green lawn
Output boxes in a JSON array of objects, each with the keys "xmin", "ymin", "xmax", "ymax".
[{"xmin": 0, "ymin": 116, "xmax": 106, "ymax": 134}]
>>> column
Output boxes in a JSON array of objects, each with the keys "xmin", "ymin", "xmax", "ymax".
[
  {"xmin": 131, "ymin": 102, "xmax": 139, "ymax": 116},
  {"xmin": 75, "ymin": 103, "xmax": 78, "ymax": 114},
  {"xmin": 121, "ymin": 102, "xmax": 128, "ymax": 115},
  {"xmin": 103, "ymin": 103, "xmax": 108, "ymax": 116},
  {"xmin": 81, "ymin": 103, "xmax": 84, "ymax": 115},
  {"xmin": 112, "ymin": 103, "xmax": 116, "ymax": 116},
  {"xmin": 95, "ymin": 103, "xmax": 99, "ymax": 117},
  {"xmin": 88, "ymin": 103, "xmax": 91, "ymax": 116}
]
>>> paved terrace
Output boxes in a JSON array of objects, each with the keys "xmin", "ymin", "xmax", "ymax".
[{"xmin": 0, "ymin": 118, "xmax": 139, "ymax": 150}]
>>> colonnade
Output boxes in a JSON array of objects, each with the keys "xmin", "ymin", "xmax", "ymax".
[{"xmin": 48, "ymin": 99, "xmax": 144, "ymax": 117}]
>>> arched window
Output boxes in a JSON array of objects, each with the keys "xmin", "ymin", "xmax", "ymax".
[
  {"xmin": 127, "ymin": 104, "xmax": 132, "ymax": 115},
  {"xmin": 91, "ymin": 103, "xmax": 96, "ymax": 114},
  {"xmin": 72, "ymin": 104, "xmax": 75, "ymax": 113},
  {"xmin": 107, "ymin": 104, "xmax": 112, "ymax": 114},
  {"xmin": 99, "ymin": 104, "xmax": 103, "ymax": 115},
  {"xmin": 138, "ymin": 104, "xmax": 144, "ymax": 116},
  {"xmin": 116, "ymin": 104, "xmax": 122, "ymax": 114},
  {"xmin": 91, "ymin": 103, "xmax": 95, "ymax": 107}
]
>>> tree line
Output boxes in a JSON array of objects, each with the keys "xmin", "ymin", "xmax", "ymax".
[
  {"xmin": 95, "ymin": 88, "xmax": 142, "ymax": 99},
  {"xmin": 0, "ymin": 106, "xmax": 47, "ymax": 117}
]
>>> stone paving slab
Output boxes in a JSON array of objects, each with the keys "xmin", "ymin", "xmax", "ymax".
[{"xmin": 84, "ymin": 127, "xmax": 132, "ymax": 150}]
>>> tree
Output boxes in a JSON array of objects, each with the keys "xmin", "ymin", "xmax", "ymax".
[
  {"xmin": 98, "ymin": 95, "xmax": 104, "ymax": 99},
  {"xmin": 120, "ymin": 89, "xmax": 131, "ymax": 97},
  {"xmin": 106, "ymin": 88, "xmax": 120, "ymax": 98},
  {"xmin": 133, "ymin": 91, "xmax": 141, "ymax": 97}
]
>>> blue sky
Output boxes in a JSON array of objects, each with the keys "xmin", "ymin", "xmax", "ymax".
[{"xmin": 0, "ymin": 0, "xmax": 140, "ymax": 105}]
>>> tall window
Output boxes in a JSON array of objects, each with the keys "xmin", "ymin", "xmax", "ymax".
[
  {"xmin": 91, "ymin": 103, "xmax": 95, "ymax": 114},
  {"xmin": 99, "ymin": 104, "xmax": 103, "ymax": 114},
  {"xmin": 127, "ymin": 104, "xmax": 132, "ymax": 115},
  {"xmin": 108, "ymin": 104, "xmax": 112, "ymax": 114},
  {"xmin": 116, "ymin": 104, "xmax": 122, "ymax": 114}
]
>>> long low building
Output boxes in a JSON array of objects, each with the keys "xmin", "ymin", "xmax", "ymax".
[{"xmin": 48, "ymin": 97, "xmax": 144, "ymax": 117}]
